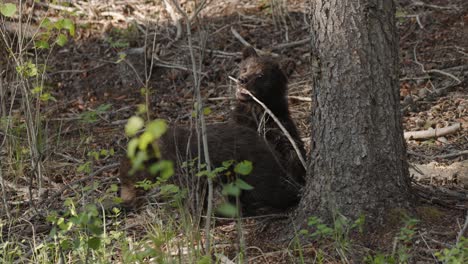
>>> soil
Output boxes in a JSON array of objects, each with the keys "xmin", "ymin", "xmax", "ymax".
[{"xmin": 1, "ymin": 0, "xmax": 467, "ymax": 263}]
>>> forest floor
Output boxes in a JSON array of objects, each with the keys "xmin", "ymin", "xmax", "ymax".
[{"xmin": 1, "ymin": 0, "xmax": 467, "ymax": 263}]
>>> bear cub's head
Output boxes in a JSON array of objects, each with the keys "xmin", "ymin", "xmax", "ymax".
[{"xmin": 236, "ymin": 47, "xmax": 295, "ymax": 107}]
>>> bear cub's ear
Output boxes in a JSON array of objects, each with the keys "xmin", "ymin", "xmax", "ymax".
[
  {"xmin": 242, "ymin": 46, "xmax": 259, "ymax": 60},
  {"xmin": 281, "ymin": 59, "xmax": 296, "ymax": 77}
]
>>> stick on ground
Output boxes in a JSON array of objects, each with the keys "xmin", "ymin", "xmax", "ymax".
[{"xmin": 404, "ymin": 123, "xmax": 461, "ymax": 140}]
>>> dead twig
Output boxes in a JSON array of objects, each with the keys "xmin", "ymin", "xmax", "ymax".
[
  {"xmin": 401, "ymin": 14, "xmax": 424, "ymax": 29},
  {"xmin": 271, "ymin": 37, "xmax": 311, "ymax": 50},
  {"xmin": 411, "ymin": 1, "xmax": 459, "ymax": 11},
  {"xmin": 38, "ymin": 163, "xmax": 119, "ymax": 207},
  {"xmin": 230, "ymin": 27, "xmax": 253, "ymax": 47},
  {"xmin": 230, "ymin": 27, "xmax": 279, "ymax": 57},
  {"xmin": 289, "ymin": 95, "xmax": 311, "ymax": 102},
  {"xmin": 408, "ymin": 150, "xmax": 468, "ymax": 160},
  {"xmin": 456, "ymin": 210, "xmax": 468, "ymax": 243},
  {"xmin": 404, "ymin": 123, "xmax": 461, "ymax": 140},
  {"xmin": 413, "ymin": 45, "xmax": 462, "ymax": 84}
]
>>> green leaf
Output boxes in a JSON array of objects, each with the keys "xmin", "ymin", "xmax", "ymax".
[
  {"xmin": 125, "ymin": 116, "xmax": 144, "ymax": 136},
  {"xmin": 31, "ymin": 86, "xmax": 43, "ymax": 95},
  {"xmin": 62, "ymin": 18, "xmax": 75, "ymax": 36},
  {"xmin": 138, "ymin": 131, "xmax": 154, "ymax": 151},
  {"xmin": 59, "ymin": 220, "xmax": 73, "ymax": 231},
  {"xmin": 235, "ymin": 178, "xmax": 254, "ymax": 191},
  {"xmin": 61, "ymin": 239, "xmax": 71, "ymax": 250},
  {"xmin": 16, "ymin": 61, "xmax": 38, "ymax": 77},
  {"xmin": 34, "ymin": 40, "xmax": 50, "ymax": 49},
  {"xmin": 137, "ymin": 104, "xmax": 147, "ymax": 114},
  {"xmin": 146, "ymin": 119, "xmax": 167, "ymax": 139},
  {"xmin": 77, "ymin": 161, "xmax": 91, "ymax": 173},
  {"xmin": 87, "ymin": 237, "xmax": 101, "ymax": 250},
  {"xmin": 1, "ymin": 3, "xmax": 17, "ymax": 17},
  {"xmin": 222, "ymin": 160, "xmax": 234, "ymax": 168},
  {"xmin": 307, "ymin": 216, "xmax": 320, "ymax": 226},
  {"xmin": 108, "ymin": 184, "xmax": 119, "ymax": 193},
  {"xmin": 149, "ymin": 160, "xmax": 174, "ymax": 180},
  {"xmin": 197, "ymin": 255, "xmax": 211, "ymax": 264},
  {"xmin": 160, "ymin": 184, "xmax": 179, "ymax": 196},
  {"xmin": 39, "ymin": 18, "xmax": 52, "ymax": 29},
  {"xmin": 127, "ymin": 138, "xmax": 139, "ymax": 158},
  {"xmin": 234, "ymin": 160, "xmax": 253, "ymax": 176},
  {"xmin": 40, "ymin": 93, "xmax": 56, "ymax": 102},
  {"xmin": 96, "ymin": 103, "xmax": 112, "ymax": 112},
  {"xmin": 116, "ymin": 53, "xmax": 127, "ymax": 64},
  {"xmin": 56, "ymin": 34, "xmax": 68, "ymax": 47},
  {"xmin": 130, "ymin": 151, "xmax": 147, "ymax": 174},
  {"xmin": 196, "ymin": 170, "xmax": 208, "ymax": 177},
  {"xmin": 216, "ymin": 203, "xmax": 238, "ymax": 217},
  {"xmin": 212, "ymin": 166, "xmax": 228, "ymax": 174},
  {"xmin": 159, "ymin": 160, "xmax": 174, "ymax": 180},
  {"xmin": 222, "ymin": 183, "xmax": 240, "ymax": 197},
  {"xmin": 135, "ymin": 179, "xmax": 154, "ymax": 190},
  {"xmin": 203, "ymin": 107, "xmax": 212, "ymax": 116}
]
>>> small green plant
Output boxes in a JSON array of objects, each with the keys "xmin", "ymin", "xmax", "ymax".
[
  {"xmin": 216, "ymin": 160, "xmax": 254, "ymax": 217},
  {"xmin": 300, "ymin": 214, "xmax": 364, "ymax": 262},
  {"xmin": 435, "ymin": 236, "xmax": 467, "ymax": 264},
  {"xmin": 79, "ymin": 104, "xmax": 112, "ymax": 123},
  {"xmin": 40, "ymin": 181, "xmax": 122, "ymax": 262},
  {"xmin": 300, "ymin": 214, "xmax": 364, "ymax": 243},
  {"xmin": 77, "ymin": 147, "xmax": 115, "ymax": 174},
  {"xmin": 0, "ymin": 2, "xmax": 16, "ymax": 17},
  {"xmin": 365, "ymin": 217, "xmax": 419, "ymax": 263},
  {"xmin": 105, "ymin": 25, "xmax": 138, "ymax": 49},
  {"xmin": 45, "ymin": 198, "xmax": 118, "ymax": 262},
  {"xmin": 393, "ymin": 218, "xmax": 419, "ymax": 263},
  {"xmin": 125, "ymin": 116, "xmax": 180, "ymax": 202}
]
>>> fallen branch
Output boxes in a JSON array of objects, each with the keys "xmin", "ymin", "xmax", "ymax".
[
  {"xmin": 230, "ymin": 27, "xmax": 279, "ymax": 57},
  {"xmin": 230, "ymin": 27, "xmax": 252, "ymax": 47},
  {"xmin": 408, "ymin": 150, "xmax": 468, "ymax": 159},
  {"xmin": 271, "ymin": 37, "xmax": 311, "ymax": 50},
  {"xmin": 288, "ymin": 95, "xmax": 311, "ymax": 102},
  {"xmin": 404, "ymin": 123, "xmax": 461, "ymax": 140},
  {"xmin": 413, "ymin": 45, "xmax": 462, "ymax": 84},
  {"xmin": 38, "ymin": 163, "xmax": 119, "ymax": 207}
]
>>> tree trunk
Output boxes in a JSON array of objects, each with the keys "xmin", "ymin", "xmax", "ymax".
[{"xmin": 298, "ymin": 0, "xmax": 412, "ymax": 225}]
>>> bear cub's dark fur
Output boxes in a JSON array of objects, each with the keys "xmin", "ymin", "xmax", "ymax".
[
  {"xmin": 232, "ymin": 47, "xmax": 306, "ymax": 186},
  {"xmin": 119, "ymin": 48, "xmax": 306, "ymax": 215},
  {"xmin": 119, "ymin": 124, "xmax": 301, "ymax": 215}
]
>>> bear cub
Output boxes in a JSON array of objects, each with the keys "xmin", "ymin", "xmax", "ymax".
[
  {"xmin": 119, "ymin": 123, "xmax": 302, "ymax": 215},
  {"xmin": 118, "ymin": 48, "xmax": 306, "ymax": 215},
  {"xmin": 232, "ymin": 47, "xmax": 306, "ymax": 186}
]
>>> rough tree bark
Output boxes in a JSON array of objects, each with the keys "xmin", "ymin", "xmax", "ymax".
[{"xmin": 298, "ymin": 0, "xmax": 412, "ymax": 225}]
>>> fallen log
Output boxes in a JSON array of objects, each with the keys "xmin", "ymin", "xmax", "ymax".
[{"xmin": 404, "ymin": 123, "xmax": 461, "ymax": 140}]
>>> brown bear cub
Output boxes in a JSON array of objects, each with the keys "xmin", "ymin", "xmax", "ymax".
[
  {"xmin": 119, "ymin": 123, "xmax": 302, "ymax": 215},
  {"xmin": 118, "ymin": 48, "xmax": 306, "ymax": 215},
  {"xmin": 232, "ymin": 47, "xmax": 306, "ymax": 186}
]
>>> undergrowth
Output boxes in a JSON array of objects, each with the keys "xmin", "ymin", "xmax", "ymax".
[{"xmin": 0, "ymin": 1, "xmax": 466, "ymax": 264}]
